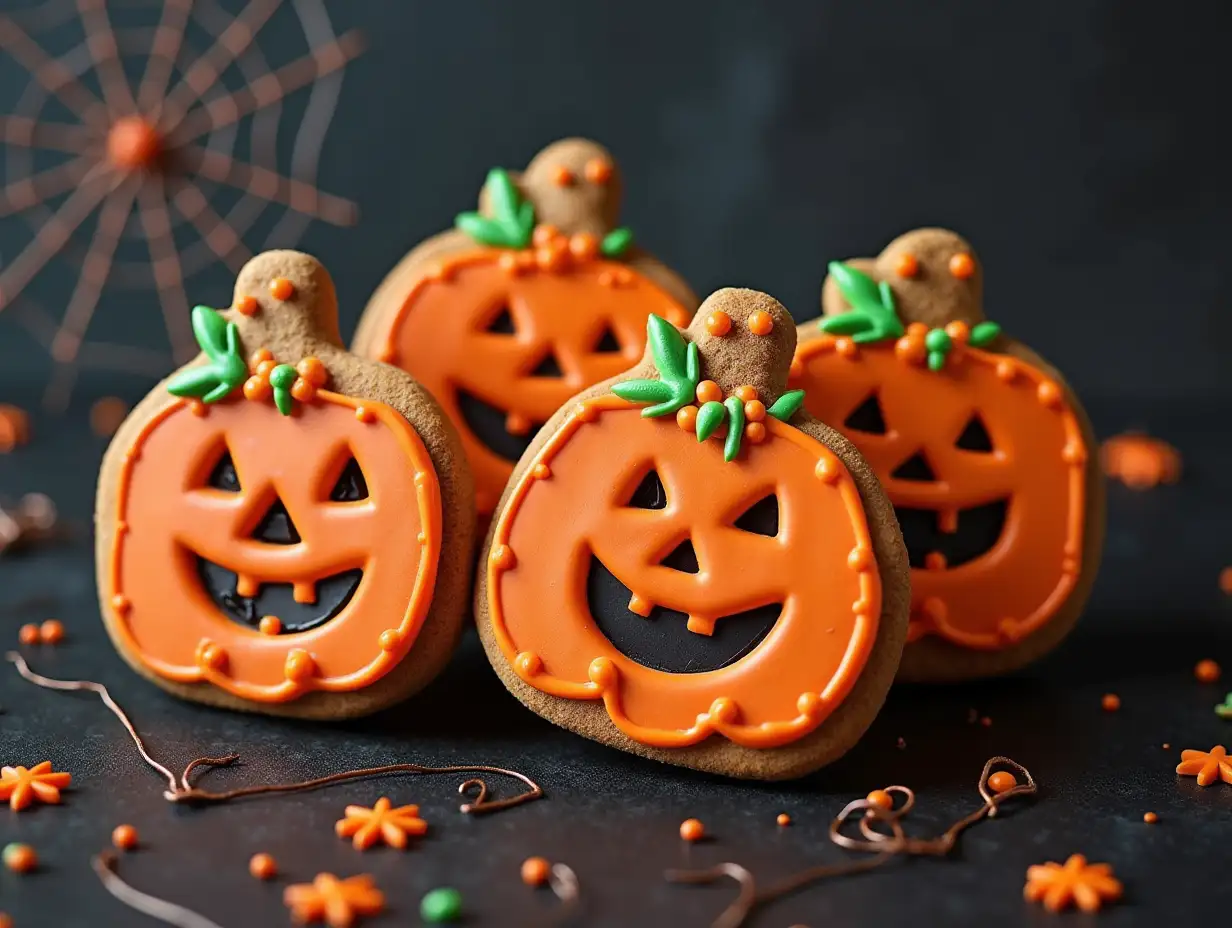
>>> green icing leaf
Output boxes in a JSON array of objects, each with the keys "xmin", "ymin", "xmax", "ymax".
[
  {"xmin": 647, "ymin": 314, "xmax": 687, "ymax": 379},
  {"xmin": 820, "ymin": 261, "xmax": 905, "ymax": 344},
  {"xmin": 612, "ymin": 379, "xmax": 673, "ymax": 405},
  {"xmin": 969, "ymin": 321, "xmax": 1002, "ymax": 347},
  {"xmin": 767, "ymin": 389, "xmax": 805, "ymax": 422},
  {"xmin": 167, "ymin": 306, "xmax": 247, "ymax": 404},
  {"xmin": 600, "ymin": 226, "xmax": 634, "ymax": 258},
  {"xmin": 454, "ymin": 168, "xmax": 535, "ymax": 248},
  {"xmin": 615, "ymin": 315, "xmax": 699, "ymax": 418},
  {"xmin": 695, "ymin": 401, "xmax": 726, "ymax": 442},
  {"xmin": 270, "ymin": 364, "xmax": 297, "ymax": 416},
  {"xmin": 723, "ymin": 396, "xmax": 745, "ymax": 462}
]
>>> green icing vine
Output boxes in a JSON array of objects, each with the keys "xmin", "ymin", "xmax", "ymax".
[
  {"xmin": 454, "ymin": 169, "xmax": 535, "ymax": 249},
  {"xmin": 166, "ymin": 306, "xmax": 247, "ymax": 403},
  {"xmin": 269, "ymin": 364, "xmax": 298, "ymax": 416},
  {"xmin": 820, "ymin": 261, "xmax": 1003, "ymax": 371}
]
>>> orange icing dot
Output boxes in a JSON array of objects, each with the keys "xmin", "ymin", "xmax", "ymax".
[
  {"xmin": 676, "ymin": 405, "xmax": 698, "ymax": 432},
  {"xmin": 1195, "ymin": 659, "xmax": 1221, "ymax": 683},
  {"xmin": 235, "ymin": 295, "xmax": 259, "ymax": 316},
  {"xmin": 39, "ymin": 619, "xmax": 64, "ymax": 644},
  {"xmin": 569, "ymin": 233, "xmax": 599, "ymax": 261},
  {"xmin": 250, "ymin": 853, "xmax": 277, "ymax": 880},
  {"xmin": 836, "ymin": 336, "xmax": 858, "ymax": 358},
  {"xmin": 747, "ymin": 310, "xmax": 774, "ymax": 336},
  {"xmin": 695, "ymin": 380, "xmax": 722, "ymax": 404},
  {"xmin": 550, "ymin": 164, "xmax": 574, "ymax": 186},
  {"xmin": 532, "ymin": 224, "xmax": 559, "ymax": 248},
  {"xmin": 705, "ymin": 311, "xmax": 732, "ymax": 337},
  {"xmin": 112, "ymin": 824, "xmax": 139, "ymax": 850},
  {"xmin": 535, "ymin": 244, "xmax": 568, "ymax": 273},
  {"xmin": 498, "ymin": 252, "xmax": 521, "ymax": 275},
  {"xmin": 521, "ymin": 856, "xmax": 551, "ymax": 887},
  {"xmin": 18, "ymin": 624, "xmax": 39, "ymax": 645},
  {"xmin": 243, "ymin": 376, "xmax": 271, "ymax": 402},
  {"xmin": 895, "ymin": 253, "xmax": 919, "ymax": 278},
  {"xmin": 744, "ymin": 421, "xmax": 766, "ymax": 444},
  {"xmin": 284, "ymin": 649, "xmax": 316, "ymax": 682},
  {"xmin": 948, "ymin": 252, "xmax": 975, "ymax": 279},
  {"xmin": 1143, "ymin": 812, "xmax": 1158, "ymax": 824},
  {"xmin": 255, "ymin": 359, "xmax": 277, "ymax": 379},
  {"xmin": 188, "ymin": 399, "xmax": 207, "ymax": 417},
  {"xmin": 987, "ymin": 771, "xmax": 1017, "ymax": 794},
  {"xmin": 679, "ymin": 818, "xmax": 705, "ymax": 842},
  {"xmin": 895, "ymin": 335, "xmax": 926, "ymax": 365},
  {"xmin": 734, "ymin": 385, "xmax": 758, "ymax": 403},
  {"xmin": 744, "ymin": 400, "xmax": 766, "ymax": 422},
  {"xmin": 584, "ymin": 158, "xmax": 613, "ymax": 184},
  {"xmin": 776, "ymin": 813, "xmax": 791, "ymax": 827},
  {"xmin": 269, "ymin": 278, "xmax": 296, "ymax": 301},
  {"xmin": 290, "ymin": 379, "xmax": 316, "ymax": 403},
  {"xmin": 1101, "ymin": 693, "xmax": 1121, "ymax": 712},
  {"xmin": 296, "ymin": 357, "xmax": 327, "ymax": 387},
  {"xmin": 250, "ymin": 348, "xmax": 273, "ymax": 366},
  {"xmin": 944, "ymin": 321, "xmax": 970, "ymax": 344},
  {"xmin": 258, "ymin": 615, "xmax": 282, "ymax": 636}
]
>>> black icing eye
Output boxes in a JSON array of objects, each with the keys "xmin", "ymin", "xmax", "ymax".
[
  {"xmin": 207, "ymin": 451, "xmax": 241, "ymax": 492},
  {"xmin": 955, "ymin": 414, "xmax": 994, "ymax": 453},
  {"xmin": 732, "ymin": 494, "xmax": 779, "ymax": 537},
  {"xmin": 626, "ymin": 469, "xmax": 667, "ymax": 510},
  {"xmin": 329, "ymin": 458, "xmax": 369, "ymax": 502},
  {"xmin": 485, "ymin": 305, "xmax": 516, "ymax": 334},
  {"xmin": 844, "ymin": 393, "xmax": 887, "ymax": 435},
  {"xmin": 593, "ymin": 326, "xmax": 621, "ymax": 353}
]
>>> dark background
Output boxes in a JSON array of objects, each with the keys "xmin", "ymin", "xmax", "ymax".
[{"xmin": 3, "ymin": 1, "xmax": 1232, "ymax": 926}]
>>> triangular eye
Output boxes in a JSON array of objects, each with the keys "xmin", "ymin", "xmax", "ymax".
[
  {"xmin": 485, "ymin": 305, "xmax": 516, "ymax": 334},
  {"xmin": 892, "ymin": 452, "xmax": 936, "ymax": 482},
  {"xmin": 955, "ymin": 414, "xmax": 994, "ymax": 453},
  {"xmin": 593, "ymin": 326, "xmax": 621, "ymax": 353},
  {"xmin": 732, "ymin": 494, "xmax": 779, "ymax": 537},
  {"xmin": 625, "ymin": 469, "xmax": 667, "ymax": 509},
  {"xmin": 251, "ymin": 499, "xmax": 301, "ymax": 544},
  {"xmin": 207, "ymin": 451, "xmax": 241, "ymax": 492},
  {"xmin": 329, "ymin": 457, "xmax": 369, "ymax": 501},
  {"xmin": 529, "ymin": 352, "xmax": 564, "ymax": 378},
  {"xmin": 844, "ymin": 393, "xmax": 887, "ymax": 435},
  {"xmin": 660, "ymin": 538, "xmax": 700, "ymax": 574}
]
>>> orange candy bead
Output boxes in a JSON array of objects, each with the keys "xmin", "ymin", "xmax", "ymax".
[
  {"xmin": 705, "ymin": 311, "xmax": 732, "ymax": 337},
  {"xmin": 1102, "ymin": 693, "xmax": 1121, "ymax": 712},
  {"xmin": 3, "ymin": 843, "xmax": 36, "ymax": 873},
  {"xmin": 18, "ymin": 624, "xmax": 39, "ymax": 645},
  {"xmin": 679, "ymin": 818, "xmax": 705, "ymax": 842},
  {"xmin": 269, "ymin": 278, "xmax": 296, "ymax": 301},
  {"xmin": 695, "ymin": 380, "xmax": 722, "ymax": 404},
  {"xmin": 532, "ymin": 224, "xmax": 559, "ymax": 248},
  {"xmin": 112, "ymin": 824, "xmax": 139, "ymax": 850},
  {"xmin": 1195, "ymin": 659, "xmax": 1221, "ymax": 683},
  {"xmin": 676, "ymin": 406, "xmax": 698, "ymax": 432},
  {"xmin": 744, "ymin": 421, "xmax": 766, "ymax": 444},
  {"xmin": 249, "ymin": 852, "xmax": 278, "ymax": 880},
  {"xmin": 733, "ymin": 385, "xmax": 758, "ymax": 403},
  {"xmin": 521, "ymin": 856, "xmax": 551, "ymax": 887},
  {"xmin": 258, "ymin": 616, "xmax": 282, "ymax": 636},
  {"xmin": 234, "ymin": 295, "xmax": 259, "ymax": 316},
  {"xmin": 1143, "ymin": 812, "xmax": 1159, "ymax": 824},
  {"xmin": 895, "ymin": 252, "xmax": 919, "ymax": 278},
  {"xmin": 944, "ymin": 321, "xmax": 970, "ymax": 344},
  {"xmin": 550, "ymin": 164, "xmax": 574, "ymax": 186},
  {"xmin": 569, "ymin": 233, "xmax": 599, "ymax": 261},
  {"xmin": 243, "ymin": 376, "xmax": 271, "ymax": 402},
  {"xmin": 290, "ymin": 379, "xmax": 316, "ymax": 403},
  {"xmin": 250, "ymin": 348, "xmax": 274, "ymax": 367},
  {"xmin": 948, "ymin": 252, "xmax": 975, "ymax": 279},
  {"xmin": 39, "ymin": 619, "xmax": 65, "ymax": 644},
  {"xmin": 584, "ymin": 158, "xmax": 613, "ymax": 184},
  {"xmin": 744, "ymin": 400, "xmax": 766, "ymax": 422},
  {"xmin": 747, "ymin": 310, "xmax": 774, "ymax": 336},
  {"xmin": 296, "ymin": 357, "xmax": 327, "ymax": 387},
  {"xmin": 866, "ymin": 789, "xmax": 893, "ymax": 811},
  {"xmin": 776, "ymin": 813, "xmax": 791, "ymax": 827},
  {"xmin": 987, "ymin": 771, "xmax": 1018, "ymax": 794}
]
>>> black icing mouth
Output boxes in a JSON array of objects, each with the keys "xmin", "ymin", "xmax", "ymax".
[
  {"xmin": 586, "ymin": 555, "xmax": 781, "ymax": 674},
  {"xmin": 896, "ymin": 499, "xmax": 1010, "ymax": 570},
  {"xmin": 456, "ymin": 388, "xmax": 540, "ymax": 463},
  {"xmin": 197, "ymin": 558, "xmax": 362, "ymax": 634}
]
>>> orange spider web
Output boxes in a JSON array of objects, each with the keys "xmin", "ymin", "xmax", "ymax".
[{"xmin": 0, "ymin": 0, "xmax": 363, "ymax": 409}]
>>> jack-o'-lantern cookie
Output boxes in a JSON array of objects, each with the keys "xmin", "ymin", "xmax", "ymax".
[
  {"xmin": 791, "ymin": 229, "xmax": 1104, "ymax": 681},
  {"xmin": 353, "ymin": 138, "xmax": 697, "ymax": 518},
  {"xmin": 476, "ymin": 289, "xmax": 910, "ymax": 779},
  {"xmin": 96, "ymin": 251, "xmax": 474, "ymax": 718}
]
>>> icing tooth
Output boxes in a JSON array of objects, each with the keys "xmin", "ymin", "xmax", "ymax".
[
  {"xmin": 235, "ymin": 574, "xmax": 259, "ymax": 598},
  {"xmin": 292, "ymin": 581, "xmax": 317, "ymax": 605}
]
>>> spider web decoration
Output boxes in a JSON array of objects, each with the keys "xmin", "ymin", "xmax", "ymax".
[{"xmin": 0, "ymin": 0, "xmax": 363, "ymax": 409}]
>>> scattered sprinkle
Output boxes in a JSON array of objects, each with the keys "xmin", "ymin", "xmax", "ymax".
[
  {"xmin": 0, "ymin": 761, "xmax": 72, "ymax": 811},
  {"xmin": 521, "ymin": 856, "xmax": 551, "ymax": 887},
  {"xmin": 335, "ymin": 797, "xmax": 427, "ymax": 850},
  {"xmin": 250, "ymin": 853, "xmax": 277, "ymax": 880},
  {"xmin": 1195, "ymin": 659, "xmax": 1222, "ymax": 684},
  {"xmin": 1024, "ymin": 854, "xmax": 1122, "ymax": 913},
  {"xmin": 1143, "ymin": 812, "xmax": 1158, "ymax": 824},
  {"xmin": 420, "ymin": 887, "xmax": 463, "ymax": 923},
  {"xmin": 111, "ymin": 824, "xmax": 138, "ymax": 851},
  {"xmin": 866, "ymin": 789, "xmax": 893, "ymax": 811},
  {"xmin": 1176, "ymin": 745, "xmax": 1232, "ymax": 786},
  {"xmin": 90, "ymin": 397, "xmax": 128, "ymax": 437},
  {"xmin": 3, "ymin": 843, "xmax": 37, "ymax": 873},
  {"xmin": 284, "ymin": 874, "xmax": 384, "ymax": 927},
  {"xmin": 39, "ymin": 619, "xmax": 65, "ymax": 645},
  {"xmin": 679, "ymin": 818, "xmax": 705, "ymax": 842},
  {"xmin": 1101, "ymin": 693, "xmax": 1121, "ymax": 712},
  {"xmin": 1100, "ymin": 432, "xmax": 1181, "ymax": 489},
  {"xmin": 776, "ymin": 813, "xmax": 792, "ymax": 827},
  {"xmin": 988, "ymin": 771, "xmax": 1018, "ymax": 794}
]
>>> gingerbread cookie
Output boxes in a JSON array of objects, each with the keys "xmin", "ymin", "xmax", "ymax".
[
  {"xmin": 353, "ymin": 138, "xmax": 697, "ymax": 518},
  {"xmin": 791, "ymin": 229, "xmax": 1104, "ymax": 681},
  {"xmin": 95, "ymin": 250, "xmax": 475, "ymax": 718},
  {"xmin": 476, "ymin": 289, "xmax": 910, "ymax": 779}
]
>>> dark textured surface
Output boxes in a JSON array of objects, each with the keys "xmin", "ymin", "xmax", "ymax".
[{"xmin": 2, "ymin": 386, "xmax": 1231, "ymax": 927}]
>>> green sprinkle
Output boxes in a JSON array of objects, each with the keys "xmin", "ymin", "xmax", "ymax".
[
  {"xmin": 969, "ymin": 320, "xmax": 1002, "ymax": 347},
  {"xmin": 924, "ymin": 328, "xmax": 951, "ymax": 353},
  {"xmin": 767, "ymin": 389, "xmax": 805, "ymax": 422},
  {"xmin": 1216, "ymin": 693, "xmax": 1232, "ymax": 719},
  {"xmin": 420, "ymin": 887, "xmax": 463, "ymax": 923},
  {"xmin": 600, "ymin": 226, "xmax": 634, "ymax": 258}
]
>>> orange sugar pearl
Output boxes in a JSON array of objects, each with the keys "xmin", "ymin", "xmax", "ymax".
[
  {"xmin": 550, "ymin": 164, "xmax": 574, "ymax": 186},
  {"xmin": 1102, "ymin": 693, "xmax": 1121, "ymax": 712},
  {"xmin": 584, "ymin": 158, "xmax": 613, "ymax": 184},
  {"xmin": 747, "ymin": 310, "xmax": 774, "ymax": 336},
  {"xmin": 255, "ymin": 359, "xmax": 277, "ymax": 379},
  {"xmin": 3, "ymin": 843, "xmax": 36, "ymax": 873},
  {"xmin": 234, "ymin": 295, "xmax": 259, "ymax": 316},
  {"xmin": 676, "ymin": 406, "xmax": 698, "ymax": 432},
  {"xmin": 776, "ymin": 813, "xmax": 792, "ymax": 827},
  {"xmin": 569, "ymin": 233, "xmax": 599, "ymax": 261},
  {"xmin": 744, "ymin": 400, "xmax": 766, "ymax": 422},
  {"xmin": 948, "ymin": 252, "xmax": 975, "ymax": 279},
  {"xmin": 1195, "ymin": 659, "xmax": 1221, "ymax": 684},
  {"xmin": 269, "ymin": 278, "xmax": 295, "ymax": 301},
  {"xmin": 258, "ymin": 616, "xmax": 282, "ymax": 636},
  {"xmin": 695, "ymin": 380, "xmax": 722, "ymax": 404},
  {"xmin": 705, "ymin": 311, "xmax": 732, "ymax": 337},
  {"xmin": 243, "ymin": 376, "xmax": 271, "ymax": 401},
  {"xmin": 249, "ymin": 852, "xmax": 277, "ymax": 880},
  {"xmin": 733, "ymin": 385, "xmax": 758, "ymax": 403},
  {"xmin": 895, "ymin": 252, "xmax": 919, "ymax": 278},
  {"xmin": 521, "ymin": 856, "xmax": 551, "ymax": 887},
  {"xmin": 744, "ymin": 421, "xmax": 766, "ymax": 444},
  {"xmin": 944, "ymin": 321, "xmax": 970, "ymax": 344},
  {"xmin": 987, "ymin": 771, "xmax": 1018, "ymax": 794},
  {"xmin": 250, "ymin": 348, "xmax": 274, "ymax": 366},
  {"xmin": 290, "ymin": 378, "xmax": 316, "ymax": 403},
  {"xmin": 679, "ymin": 818, "xmax": 705, "ymax": 842},
  {"xmin": 1143, "ymin": 812, "xmax": 1159, "ymax": 824},
  {"xmin": 18, "ymin": 624, "xmax": 39, "ymax": 645},
  {"xmin": 112, "ymin": 824, "xmax": 139, "ymax": 851},
  {"xmin": 39, "ymin": 619, "xmax": 65, "ymax": 644},
  {"xmin": 296, "ymin": 357, "xmax": 327, "ymax": 387},
  {"xmin": 866, "ymin": 789, "xmax": 893, "ymax": 811},
  {"xmin": 532, "ymin": 224, "xmax": 559, "ymax": 248}
]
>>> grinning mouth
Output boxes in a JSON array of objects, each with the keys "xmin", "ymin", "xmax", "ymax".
[
  {"xmin": 586, "ymin": 555, "xmax": 781, "ymax": 674},
  {"xmin": 895, "ymin": 499, "xmax": 1009, "ymax": 570},
  {"xmin": 456, "ymin": 388, "xmax": 539, "ymax": 463},
  {"xmin": 197, "ymin": 558, "xmax": 363, "ymax": 634}
]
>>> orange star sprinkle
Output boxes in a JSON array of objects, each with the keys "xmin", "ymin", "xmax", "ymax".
[
  {"xmin": 0, "ymin": 761, "xmax": 71, "ymax": 811},
  {"xmin": 334, "ymin": 797, "xmax": 427, "ymax": 850},
  {"xmin": 1024, "ymin": 854, "xmax": 1123, "ymax": 913},
  {"xmin": 284, "ymin": 873, "xmax": 384, "ymax": 927},
  {"xmin": 1176, "ymin": 744, "xmax": 1232, "ymax": 786}
]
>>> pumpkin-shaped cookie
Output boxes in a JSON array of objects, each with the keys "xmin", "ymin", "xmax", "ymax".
[
  {"xmin": 477, "ymin": 289, "xmax": 910, "ymax": 779},
  {"xmin": 353, "ymin": 138, "xmax": 697, "ymax": 517},
  {"xmin": 791, "ymin": 229, "xmax": 1104, "ymax": 681},
  {"xmin": 96, "ymin": 251, "xmax": 474, "ymax": 718}
]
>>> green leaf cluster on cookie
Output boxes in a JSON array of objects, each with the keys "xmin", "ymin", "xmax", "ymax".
[{"xmin": 166, "ymin": 306, "xmax": 247, "ymax": 403}]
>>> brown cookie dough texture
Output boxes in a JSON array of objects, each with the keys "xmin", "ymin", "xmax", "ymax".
[
  {"xmin": 95, "ymin": 250, "xmax": 475, "ymax": 718},
  {"xmin": 476, "ymin": 288, "xmax": 911, "ymax": 779}
]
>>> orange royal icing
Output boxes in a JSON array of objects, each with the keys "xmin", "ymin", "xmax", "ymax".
[
  {"xmin": 791, "ymin": 336, "xmax": 1086, "ymax": 650},
  {"xmin": 486, "ymin": 395, "xmax": 880, "ymax": 750},
  {"xmin": 367, "ymin": 249, "xmax": 689, "ymax": 515},
  {"xmin": 103, "ymin": 389, "xmax": 442, "ymax": 702}
]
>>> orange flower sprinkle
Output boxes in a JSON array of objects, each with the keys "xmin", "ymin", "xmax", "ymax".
[
  {"xmin": 679, "ymin": 818, "xmax": 705, "ymax": 842},
  {"xmin": 1024, "ymin": 854, "xmax": 1122, "ymax": 913},
  {"xmin": 243, "ymin": 376, "xmax": 272, "ymax": 402},
  {"xmin": 987, "ymin": 771, "xmax": 1018, "ymax": 794},
  {"xmin": 521, "ymin": 856, "xmax": 551, "ymax": 887},
  {"xmin": 532, "ymin": 224, "xmax": 560, "ymax": 248},
  {"xmin": 0, "ymin": 761, "xmax": 72, "ymax": 811},
  {"xmin": 269, "ymin": 278, "xmax": 295, "ymax": 301},
  {"xmin": 1176, "ymin": 745, "xmax": 1232, "ymax": 786},
  {"xmin": 39, "ymin": 619, "xmax": 65, "ymax": 644},
  {"xmin": 1195, "ymin": 659, "xmax": 1221, "ymax": 684},
  {"xmin": 335, "ymin": 797, "xmax": 428, "ymax": 850},
  {"xmin": 3, "ymin": 843, "xmax": 37, "ymax": 874},
  {"xmin": 284, "ymin": 874, "xmax": 384, "ymax": 927},
  {"xmin": 112, "ymin": 824, "xmax": 139, "ymax": 850},
  {"xmin": 747, "ymin": 310, "xmax": 774, "ymax": 336},
  {"xmin": 297, "ymin": 357, "xmax": 327, "ymax": 387},
  {"xmin": 744, "ymin": 400, "xmax": 766, "ymax": 422},
  {"xmin": 250, "ymin": 853, "xmax": 278, "ymax": 880},
  {"xmin": 705, "ymin": 311, "xmax": 732, "ymax": 337}
]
